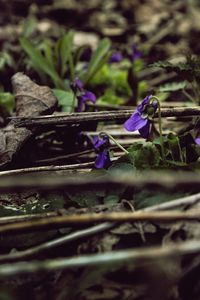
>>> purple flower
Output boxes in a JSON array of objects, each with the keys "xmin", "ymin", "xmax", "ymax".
[
  {"xmin": 92, "ymin": 135, "xmax": 111, "ymax": 169},
  {"xmin": 77, "ymin": 91, "xmax": 96, "ymax": 112},
  {"xmin": 95, "ymin": 149, "xmax": 111, "ymax": 169},
  {"xmin": 71, "ymin": 78, "xmax": 84, "ymax": 93},
  {"xmin": 195, "ymin": 138, "xmax": 200, "ymax": 145},
  {"xmin": 128, "ymin": 44, "xmax": 142, "ymax": 62},
  {"xmin": 124, "ymin": 95, "xmax": 157, "ymax": 138},
  {"xmin": 109, "ymin": 52, "xmax": 123, "ymax": 64},
  {"xmin": 92, "ymin": 135, "xmax": 109, "ymax": 150},
  {"xmin": 71, "ymin": 78, "xmax": 97, "ymax": 112}
]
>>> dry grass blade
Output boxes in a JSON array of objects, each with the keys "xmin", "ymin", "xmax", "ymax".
[
  {"xmin": 10, "ymin": 107, "xmax": 200, "ymax": 127},
  {"xmin": 0, "ymin": 240, "xmax": 200, "ymax": 276},
  {"xmin": 0, "ymin": 210, "xmax": 199, "ymax": 235}
]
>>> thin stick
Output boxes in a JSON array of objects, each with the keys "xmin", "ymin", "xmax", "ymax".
[
  {"xmin": 0, "ymin": 210, "xmax": 199, "ymax": 235},
  {"xmin": 0, "ymin": 162, "xmax": 94, "ymax": 177},
  {"xmin": 11, "ymin": 107, "xmax": 200, "ymax": 127},
  {"xmin": 0, "ymin": 222, "xmax": 114, "ymax": 263},
  {"xmin": 144, "ymin": 192, "xmax": 200, "ymax": 212},
  {"xmin": 0, "ymin": 192, "xmax": 199, "ymax": 226},
  {"xmin": 0, "ymin": 240, "xmax": 200, "ymax": 276},
  {"xmin": 0, "ymin": 171, "xmax": 200, "ymax": 192}
]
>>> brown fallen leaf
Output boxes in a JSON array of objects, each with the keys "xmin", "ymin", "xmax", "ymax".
[{"xmin": 0, "ymin": 72, "xmax": 57, "ymax": 168}]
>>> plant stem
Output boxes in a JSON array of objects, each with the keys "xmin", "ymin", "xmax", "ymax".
[
  {"xmin": 99, "ymin": 131, "xmax": 129, "ymax": 154},
  {"xmin": 182, "ymin": 89, "xmax": 196, "ymax": 103},
  {"xmin": 151, "ymin": 96, "xmax": 165, "ymax": 161},
  {"xmin": 69, "ymin": 54, "xmax": 75, "ymax": 82}
]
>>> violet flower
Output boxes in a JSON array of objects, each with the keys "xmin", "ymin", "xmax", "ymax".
[
  {"xmin": 92, "ymin": 135, "xmax": 111, "ymax": 169},
  {"xmin": 128, "ymin": 44, "xmax": 142, "ymax": 62},
  {"xmin": 71, "ymin": 78, "xmax": 96, "ymax": 112},
  {"xmin": 74, "ymin": 78, "xmax": 84, "ymax": 91},
  {"xmin": 77, "ymin": 91, "xmax": 96, "ymax": 112},
  {"xmin": 93, "ymin": 135, "xmax": 109, "ymax": 150},
  {"xmin": 124, "ymin": 95, "xmax": 157, "ymax": 138},
  {"xmin": 95, "ymin": 149, "xmax": 111, "ymax": 169},
  {"xmin": 109, "ymin": 52, "xmax": 123, "ymax": 64},
  {"xmin": 195, "ymin": 138, "xmax": 200, "ymax": 145}
]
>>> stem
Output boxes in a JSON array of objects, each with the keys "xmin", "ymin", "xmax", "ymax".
[
  {"xmin": 99, "ymin": 131, "xmax": 129, "ymax": 154},
  {"xmin": 151, "ymin": 96, "xmax": 165, "ymax": 161},
  {"xmin": 182, "ymin": 89, "xmax": 196, "ymax": 103},
  {"xmin": 69, "ymin": 54, "xmax": 75, "ymax": 82},
  {"xmin": 71, "ymin": 93, "xmax": 76, "ymax": 112},
  {"xmin": 178, "ymin": 140, "xmax": 184, "ymax": 163},
  {"xmin": 191, "ymin": 81, "xmax": 200, "ymax": 103}
]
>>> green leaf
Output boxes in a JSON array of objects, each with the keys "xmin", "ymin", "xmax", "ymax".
[
  {"xmin": 83, "ymin": 38, "xmax": 111, "ymax": 84},
  {"xmin": 53, "ymin": 89, "xmax": 75, "ymax": 112},
  {"xmin": 20, "ymin": 37, "xmax": 64, "ymax": 88},
  {"xmin": 41, "ymin": 39, "xmax": 55, "ymax": 69},
  {"xmin": 0, "ymin": 52, "xmax": 15, "ymax": 70},
  {"xmin": 134, "ymin": 190, "xmax": 187, "ymax": 209},
  {"xmin": 128, "ymin": 142, "xmax": 161, "ymax": 169},
  {"xmin": 157, "ymin": 81, "xmax": 187, "ymax": 92},
  {"xmin": 165, "ymin": 133, "xmax": 183, "ymax": 161},
  {"xmin": 67, "ymin": 190, "xmax": 103, "ymax": 207},
  {"xmin": 0, "ymin": 92, "xmax": 15, "ymax": 114},
  {"xmin": 57, "ymin": 31, "xmax": 74, "ymax": 78},
  {"xmin": 21, "ymin": 16, "xmax": 38, "ymax": 38}
]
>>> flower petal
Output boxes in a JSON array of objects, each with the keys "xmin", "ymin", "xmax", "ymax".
[
  {"xmin": 81, "ymin": 91, "xmax": 96, "ymax": 103},
  {"xmin": 95, "ymin": 150, "xmax": 111, "ymax": 169},
  {"xmin": 74, "ymin": 78, "xmax": 84, "ymax": 90},
  {"xmin": 77, "ymin": 91, "xmax": 96, "ymax": 112},
  {"xmin": 124, "ymin": 111, "xmax": 148, "ymax": 132},
  {"xmin": 137, "ymin": 95, "xmax": 152, "ymax": 113},
  {"xmin": 195, "ymin": 138, "xmax": 200, "ymax": 145},
  {"xmin": 93, "ymin": 136, "xmax": 108, "ymax": 150},
  {"xmin": 109, "ymin": 52, "xmax": 123, "ymax": 64},
  {"xmin": 138, "ymin": 121, "xmax": 151, "ymax": 138}
]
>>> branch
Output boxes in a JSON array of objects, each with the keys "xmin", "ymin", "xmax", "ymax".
[
  {"xmin": 11, "ymin": 107, "xmax": 200, "ymax": 128},
  {"xmin": 0, "ymin": 222, "xmax": 114, "ymax": 263},
  {"xmin": 0, "ymin": 162, "xmax": 94, "ymax": 177},
  {"xmin": 0, "ymin": 192, "xmax": 199, "ymax": 226},
  {"xmin": 0, "ymin": 240, "xmax": 200, "ymax": 276},
  {"xmin": 144, "ymin": 192, "xmax": 200, "ymax": 211},
  {"xmin": 0, "ymin": 210, "xmax": 199, "ymax": 235},
  {"xmin": 0, "ymin": 171, "xmax": 200, "ymax": 192}
]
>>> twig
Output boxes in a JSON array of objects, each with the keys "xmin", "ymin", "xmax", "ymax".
[
  {"xmin": 12, "ymin": 107, "xmax": 200, "ymax": 127},
  {"xmin": 0, "ymin": 171, "xmax": 199, "ymax": 192},
  {"xmin": 0, "ymin": 210, "xmax": 199, "ymax": 235},
  {"xmin": 0, "ymin": 212, "xmax": 56, "ymax": 224},
  {"xmin": 144, "ymin": 192, "xmax": 200, "ymax": 212},
  {"xmin": 0, "ymin": 240, "xmax": 200, "ymax": 276},
  {"xmin": 0, "ymin": 222, "xmax": 114, "ymax": 263},
  {"xmin": 0, "ymin": 162, "xmax": 94, "ymax": 177},
  {"xmin": 0, "ymin": 192, "xmax": 199, "ymax": 226},
  {"xmin": 34, "ymin": 149, "xmax": 94, "ymax": 164}
]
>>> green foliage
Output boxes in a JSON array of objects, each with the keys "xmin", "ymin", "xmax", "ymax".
[
  {"xmin": 127, "ymin": 142, "xmax": 161, "ymax": 169},
  {"xmin": 0, "ymin": 51, "xmax": 15, "ymax": 70},
  {"xmin": 53, "ymin": 89, "xmax": 75, "ymax": 112},
  {"xmin": 152, "ymin": 60, "xmax": 192, "ymax": 78},
  {"xmin": 133, "ymin": 190, "xmax": 188, "ymax": 209},
  {"xmin": 20, "ymin": 36, "xmax": 65, "ymax": 89},
  {"xmin": 0, "ymin": 92, "xmax": 15, "ymax": 114},
  {"xmin": 20, "ymin": 33, "xmax": 113, "ymax": 110},
  {"xmin": 56, "ymin": 30, "xmax": 74, "ymax": 78},
  {"xmin": 82, "ymin": 38, "xmax": 111, "ymax": 84},
  {"xmin": 158, "ymin": 81, "xmax": 187, "ymax": 92},
  {"xmin": 92, "ymin": 64, "xmax": 131, "ymax": 95},
  {"xmin": 152, "ymin": 55, "xmax": 200, "ymax": 104}
]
